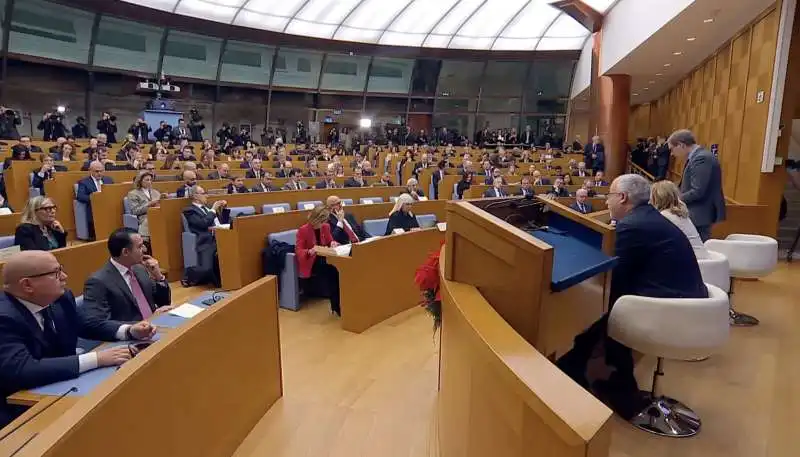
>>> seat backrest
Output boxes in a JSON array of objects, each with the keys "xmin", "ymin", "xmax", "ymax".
[
  {"xmin": 123, "ymin": 197, "xmax": 133, "ymax": 214},
  {"xmin": 452, "ymin": 182, "xmax": 460, "ymax": 199},
  {"xmin": 363, "ymin": 218, "xmax": 390, "ymax": 237},
  {"xmin": 73, "ymin": 183, "xmax": 79, "ymax": 196},
  {"xmin": 297, "ymin": 200, "xmax": 322, "ymax": 210},
  {"xmin": 608, "ymin": 284, "xmax": 730, "ymax": 361},
  {"xmin": 359, "ymin": 197, "xmax": 383, "ymax": 205},
  {"xmin": 229, "ymin": 206, "xmax": 256, "ymax": 218},
  {"xmin": 29, "ymin": 172, "xmax": 34, "ymax": 185},
  {"xmin": 262, "ymin": 203, "xmax": 291, "ymax": 214},
  {"xmin": 181, "ymin": 214, "xmax": 190, "ymax": 232},
  {"xmin": 268, "ymin": 229, "xmax": 298, "ymax": 246},
  {"xmin": 697, "ymin": 250, "xmax": 730, "ymax": 293},
  {"xmin": 0, "ymin": 235, "xmax": 15, "ymax": 249},
  {"xmin": 340, "ymin": 199, "xmax": 354, "ymax": 206},
  {"xmin": 416, "ymin": 214, "xmax": 437, "ymax": 228}
]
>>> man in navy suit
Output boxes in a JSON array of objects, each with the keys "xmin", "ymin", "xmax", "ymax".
[
  {"xmin": 556, "ymin": 174, "xmax": 707, "ymax": 420},
  {"xmin": 326, "ymin": 196, "xmax": 370, "ymax": 244},
  {"xmin": 482, "ymin": 180, "xmax": 507, "ymax": 198},
  {"xmin": 668, "ymin": 129, "xmax": 726, "ymax": 241},
  {"xmin": 0, "ymin": 251, "xmax": 155, "ymax": 426},
  {"xmin": 569, "ymin": 189, "xmax": 594, "ymax": 214},
  {"xmin": 76, "ymin": 161, "xmax": 114, "ymax": 240},
  {"xmin": 584, "ymin": 135, "xmax": 606, "ymax": 172}
]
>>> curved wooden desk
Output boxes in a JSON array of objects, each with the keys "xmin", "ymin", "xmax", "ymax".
[
  {"xmin": 439, "ymin": 249, "xmax": 612, "ymax": 457},
  {"xmin": 322, "ymin": 228, "xmax": 445, "ymax": 333},
  {"xmin": 6, "ymin": 276, "xmax": 281, "ymax": 457}
]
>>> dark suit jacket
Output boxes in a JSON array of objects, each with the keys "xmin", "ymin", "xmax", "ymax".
[
  {"xmin": 245, "ymin": 169, "xmax": 264, "ymax": 179},
  {"xmin": 570, "ymin": 201, "xmax": 594, "ymax": 214},
  {"xmin": 315, "ymin": 181, "xmax": 338, "ymax": 189},
  {"xmin": 344, "ymin": 178, "xmax": 367, "ymax": 188},
  {"xmin": 328, "ymin": 213, "xmax": 370, "ymax": 245},
  {"xmin": 431, "ymin": 169, "xmax": 445, "ymax": 199},
  {"xmin": 82, "ymin": 261, "xmax": 171, "ymax": 324},
  {"xmin": 610, "ymin": 204, "xmax": 707, "ymax": 305},
  {"xmin": 31, "ymin": 166, "xmax": 68, "ymax": 194},
  {"xmin": 385, "ymin": 211, "xmax": 419, "ymax": 235},
  {"xmin": 532, "ymin": 178, "xmax": 551, "ymax": 186},
  {"xmin": 516, "ymin": 188, "xmax": 535, "ymax": 198},
  {"xmin": 0, "ymin": 290, "xmax": 120, "ymax": 403},
  {"xmin": 76, "ymin": 176, "xmax": 114, "ymax": 205},
  {"xmin": 207, "ymin": 171, "xmax": 229, "ymax": 180},
  {"xmin": 251, "ymin": 183, "xmax": 278, "ymax": 193},
  {"xmin": 182, "ymin": 204, "xmax": 230, "ymax": 248},
  {"xmin": 14, "ymin": 223, "xmax": 67, "ymax": 251},
  {"xmin": 483, "ymin": 187, "xmax": 507, "ymax": 198},
  {"xmin": 176, "ymin": 185, "xmax": 195, "ymax": 198},
  {"xmin": 551, "ymin": 187, "xmax": 570, "ymax": 197},
  {"xmin": 679, "ymin": 147, "xmax": 726, "ymax": 227},
  {"xmin": 226, "ymin": 184, "xmax": 249, "ymax": 194}
]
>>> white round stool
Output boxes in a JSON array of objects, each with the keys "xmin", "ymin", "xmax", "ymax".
[
  {"xmin": 705, "ymin": 234, "xmax": 778, "ymax": 326},
  {"xmin": 608, "ymin": 284, "xmax": 730, "ymax": 437}
]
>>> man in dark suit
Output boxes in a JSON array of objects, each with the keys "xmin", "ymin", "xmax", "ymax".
[
  {"xmin": 326, "ymin": 196, "xmax": 370, "ymax": 244},
  {"xmin": 315, "ymin": 170, "xmax": 339, "ymax": 189},
  {"xmin": 76, "ymin": 161, "xmax": 114, "ymax": 240},
  {"xmin": 252, "ymin": 173, "xmax": 278, "ymax": 192},
  {"xmin": 344, "ymin": 169, "xmax": 367, "ymax": 188},
  {"xmin": 82, "ymin": 228, "xmax": 172, "ymax": 326},
  {"xmin": 175, "ymin": 170, "xmax": 198, "ymax": 198},
  {"xmin": 569, "ymin": 189, "xmax": 594, "ymax": 214},
  {"xmin": 516, "ymin": 177, "xmax": 535, "ymax": 198},
  {"xmin": 0, "ymin": 251, "xmax": 155, "ymax": 426},
  {"xmin": 483, "ymin": 180, "xmax": 507, "ymax": 198},
  {"xmin": 654, "ymin": 136, "xmax": 671, "ymax": 180},
  {"xmin": 531, "ymin": 170, "xmax": 550, "ymax": 186},
  {"xmin": 245, "ymin": 158, "xmax": 265, "ymax": 179},
  {"xmin": 556, "ymin": 174, "xmax": 707, "ymax": 420},
  {"xmin": 207, "ymin": 163, "xmax": 231, "ymax": 180},
  {"xmin": 432, "ymin": 161, "xmax": 446, "ymax": 199},
  {"xmin": 668, "ymin": 129, "xmax": 726, "ymax": 241},
  {"xmin": 182, "ymin": 186, "xmax": 230, "ymax": 287},
  {"xmin": 583, "ymin": 135, "xmax": 605, "ymax": 172}
]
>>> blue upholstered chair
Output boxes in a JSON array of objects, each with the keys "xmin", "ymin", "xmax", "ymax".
[
  {"xmin": 268, "ymin": 229, "xmax": 301, "ymax": 311},
  {"xmin": 452, "ymin": 182, "xmax": 460, "ymax": 200},
  {"xmin": 28, "ymin": 173, "xmax": 41, "ymax": 198},
  {"xmin": 428, "ymin": 181, "xmax": 435, "ymax": 200},
  {"xmin": 416, "ymin": 214, "xmax": 437, "ymax": 228},
  {"xmin": 180, "ymin": 214, "xmax": 198, "ymax": 269},
  {"xmin": 389, "ymin": 196, "xmax": 399, "ymax": 203},
  {"xmin": 262, "ymin": 203, "xmax": 291, "ymax": 214},
  {"xmin": 363, "ymin": 218, "xmax": 390, "ymax": 237},
  {"xmin": 359, "ymin": 197, "xmax": 383, "ymax": 205},
  {"xmin": 228, "ymin": 206, "xmax": 256, "ymax": 219},
  {"xmin": 297, "ymin": 200, "xmax": 322, "ymax": 210},
  {"xmin": 340, "ymin": 198, "xmax": 354, "ymax": 206},
  {"xmin": 73, "ymin": 183, "xmax": 91, "ymax": 240},
  {"xmin": 0, "ymin": 235, "xmax": 15, "ymax": 249},
  {"xmin": 122, "ymin": 196, "xmax": 139, "ymax": 231}
]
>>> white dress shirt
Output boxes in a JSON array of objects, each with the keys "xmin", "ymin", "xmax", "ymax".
[
  {"xmin": 94, "ymin": 178, "xmax": 103, "ymax": 192},
  {"xmin": 333, "ymin": 214, "xmax": 356, "ymax": 240},
  {"xmin": 660, "ymin": 210, "xmax": 711, "ymax": 260},
  {"xmin": 18, "ymin": 298, "xmax": 129, "ymax": 374},
  {"xmin": 193, "ymin": 202, "xmax": 222, "ymax": 227}
]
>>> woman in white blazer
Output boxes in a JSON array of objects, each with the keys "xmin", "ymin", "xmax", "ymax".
[{"xmin": 126, "ymin": 171, "xmax": 162, "ymax": 241}]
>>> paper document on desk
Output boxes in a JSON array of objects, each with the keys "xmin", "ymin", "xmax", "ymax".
[
  {"xmin": 214, "ymin": 224, "xmax": 231, "ymax": 230},
  {"xmin": 360, "ymin": 236, "xmax": 380, "ymax": 244},
  {"xmin": 169, "ymin": 303, "xmax": 206, "ymax": 319},
  {"xmin": 437, "ymin": 222, "xmax": 447, "ymax": 232},
  {"xmin": 334, "ymin": 244, "xmax": 352, "ymax": 256}
]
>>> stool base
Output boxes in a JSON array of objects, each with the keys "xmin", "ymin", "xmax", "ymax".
[
  {"xmin": 730, "ymin": 309, "xmax": 759, "ymax": 327},
  {"xmin": 630, "ymin": 396, "xmax": 701, "ymax": 438}
]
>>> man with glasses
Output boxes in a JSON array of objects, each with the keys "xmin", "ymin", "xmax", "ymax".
[
  {"xmin": 175, "ymin": 170, "xmax": 198, "ymax": 198},
  {"xmin": 326, "ymin": 196, "xmax": 370, "ymax": 245},
  {"xmin": 315, "ymin": 169, "xmax": 338, "ymax": 189},
  {"xmin": 181, "ymin": 186, "xmax": 228, "ymax": 287},
  {"xmin": 0, "ymin": 251, "xmax": 156, "ymax": 426}
]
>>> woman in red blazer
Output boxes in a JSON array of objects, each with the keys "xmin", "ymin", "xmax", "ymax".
[{"xmin": 296, "ymin": 206, "xmax": 341, "ymax": 316}]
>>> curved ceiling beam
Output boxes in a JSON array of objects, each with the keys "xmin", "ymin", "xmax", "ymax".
[
  {"xmin": 376, "ymin": 0, "xmax": 416, "ymax": 44},
  {"xmin": 445, "ymin": 0, "xmax": 487, "ymax": 49},
  {"xmin": 488, "ymin": 0, "xmax": 531, "ymax": 51},
  {"xmin": 231, "ymin": 0, "xmax": 253, "ymax": 25},
  {"xmin": 282, "ymin": 0, "xmax": 313, "ymax": 33},
  {"xmin": 549, "ymin": 0, "xmax": 604, "ymax": 33},
  {"xmin": 171, "ymin": 0, "xmax": 182, "ymax": 13},
  {"xmin": 533, "ymin": 12, "xmax": 563, "ymax": 51},
  {"xmin": 332, "ymin": 0, "xmax": 369, "ymax": 41},
  {"xmin": 421, "ymin": 0, "xmax": 461, "ymax": 48}
]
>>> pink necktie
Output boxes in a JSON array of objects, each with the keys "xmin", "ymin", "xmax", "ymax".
[{"xmin": 126, "ymin": 270, "xmax": 152, "ymax": 319}]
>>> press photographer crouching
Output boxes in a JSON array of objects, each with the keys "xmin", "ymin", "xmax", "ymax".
[{"xmin": 0, "ymin": 107, "xmax": 21, "ymax": 140}]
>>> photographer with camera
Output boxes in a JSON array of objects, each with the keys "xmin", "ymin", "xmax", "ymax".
[
  {"xmin": 153, "ymin": 121, "xmax": 171, "ymax": 143},
  {"xmin": 216, "ymin": 122, "xmax": 232, "ymax": 147},
  {"xmin": 295, "ymin": 121, "xmax": 307, "ymax": 145},
  {"xmin": 128, "ymin": 118, "xmax": 151, "ymax": 144},
  {"xmin": 72, "ymin": 116, "xmax": 90, "ymax": 138},
  {"xmin": 97, "ymin": 112, "xmax": 118, "ymax": 143},
  {"xmin": 188, "ymin": 108, "xmax": 205, "ymax": 142},
  {"xmin": 0, "ymin": 107, "xmax": 21, "ymax": 140},
  {"xmin": 37, "ymin": 112, "xmax": 67, "ymax": 141}
]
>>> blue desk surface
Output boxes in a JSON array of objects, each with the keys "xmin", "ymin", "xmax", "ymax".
[
  {"xmin": 28, "ymin": 291, "xmax": 228, "ymax": 397},
  {"xmin": 527, "ymin": 229, "xmax": 618, "ymax": 292}
]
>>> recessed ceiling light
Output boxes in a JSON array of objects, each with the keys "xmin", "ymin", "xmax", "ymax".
[
  {"xmin": 632, "ymin": 93, "xmax": 639, "ymax": 96},
  {"xmin": 687, "ymin": 37, "xmax": 697, "ymax": 41},
  {"xmin": 644, "ymin": 87, "xmax": 650, "ymax": 91},
  {"xmin": 664, "ymin": 63, "xmax": 671, "ymax": 67},
  {"xmin": 703, "ymin": 18, "xmax": 714, "ymax": 23},
  {"xmin": 656, "ymin": 73, "xmax": 663, "ymax": 76},
  {"xmin": 673, "ymin": 51, "xmax": 683, "ymax": 56},
  {"xmin": 649, "ymin": 80, "xmax": 656, "ymax": 84}
]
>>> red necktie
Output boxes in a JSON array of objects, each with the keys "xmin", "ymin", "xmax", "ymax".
[
  {"xmin": 342, "ymin": 220, "xmax": 358, "ymax": 243},
  {"xmin": 126, "ymin": 270, "xmax": 152, "ymax": 319}
]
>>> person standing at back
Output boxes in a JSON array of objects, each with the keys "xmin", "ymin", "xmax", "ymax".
[{"xmin": 667, "ymin": 129, "xmax": 726, "ymax": 241}]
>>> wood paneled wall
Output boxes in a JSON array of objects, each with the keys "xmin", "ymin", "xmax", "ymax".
[
  {"xmin": 628, "ymin": 5, "xmax": 781, "ymax": 206},
  {"xmin": 568, "ymin": 109, "xmax": 590, "ymax": 142}
]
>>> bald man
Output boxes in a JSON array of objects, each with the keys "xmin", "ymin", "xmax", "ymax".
[
  {"xmin": 0, "ymin": 251, "xmax": 154, "ymax": 426},
  {"xmin": 76, "ymin": 160, "xmax": 114, "ymax": 240},
  {"xmin": 176, "ymin": 170, "xmax": 198, "ymax": 198},
  {"xmin": 326, "ymin": 195, "xmax": 370, "ymax": 245}
]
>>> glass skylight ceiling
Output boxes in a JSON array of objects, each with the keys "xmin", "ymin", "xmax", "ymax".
[{"xmin": 121, "ymin": 0, "xmax": 616, "ymax": 51}]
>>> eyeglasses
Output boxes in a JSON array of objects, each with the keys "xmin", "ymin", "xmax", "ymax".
[
  {"xmin": 36, "ymin": 205, "xmax": 57, "ymax": 212},
  {"xmin": 26, "ymin": 264, "xmax": 65, "ymax": 278}
]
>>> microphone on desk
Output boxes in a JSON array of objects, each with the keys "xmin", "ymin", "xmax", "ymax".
[{"xmin": 0, "ymin": 386, "xmax": 78, "ymax": 442}]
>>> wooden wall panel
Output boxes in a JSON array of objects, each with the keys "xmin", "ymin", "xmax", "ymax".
[{"xmin": 628, "ymin": 5, "xmax": 780, "ymax": 205}]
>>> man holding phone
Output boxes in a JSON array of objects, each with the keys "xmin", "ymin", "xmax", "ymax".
[{"xmin": 81, "ymin": 228, "xmax": 173, "ymax": 326}]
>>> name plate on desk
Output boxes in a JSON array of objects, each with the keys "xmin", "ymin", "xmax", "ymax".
[
  {"xmin": 271, "ymin": 207, "xmax": 285, "ymax": 214},
  {"xmin": 303, "ymin": 203, "xmax": 315, "ymax": 210}
]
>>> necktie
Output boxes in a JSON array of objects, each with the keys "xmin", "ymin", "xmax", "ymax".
[
  {"xmin": 579, "ymin": 204, "xmax": 585, "ymax": 213},
  {"xmin": 95, "ymin": 179, "xmax": 102, "ymax": 192},
  {"xmin": 126, "ymin": 270, "xmax": 153, "ymax": 319},
  {"xmin": 342, "ymin": 218, "xmax": 359, "ymax": 243},
  {"xmin": 40, "ymin": 308, "xmax": 59, "ymax": 347}
]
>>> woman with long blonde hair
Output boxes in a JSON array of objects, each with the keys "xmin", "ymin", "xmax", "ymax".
[
  {"xmin": 14, "ymin": 196, "xmax": 66, "ymax": 251},
  {"xmin": 650, "ymin": 180, "xmax": 710, "ymax": 259}
]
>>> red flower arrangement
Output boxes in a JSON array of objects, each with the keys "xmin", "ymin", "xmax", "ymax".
[{"xmin": 415, "ymin": 241, "xmax": 444, "ymax": 330}]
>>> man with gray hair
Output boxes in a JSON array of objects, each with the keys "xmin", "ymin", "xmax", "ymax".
[
  {"xmin": 556, "ymin": 173, "xmax": 707, "ymax": 421},
  {"xmin": 668, "ymin": 129, "xmax": 725, "ymax": 241}
]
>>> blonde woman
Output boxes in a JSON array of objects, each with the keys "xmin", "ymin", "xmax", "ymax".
[
  {"xmin": 127, "ymin": 171, "xmax": 162, "ymax": 240},
  {"xmin": 385, "ymin": 193, "xmax": 420, "ymax": 235},
  {"xmin": 14, "ymin": 196, "xmax": 66, "ymax": 251},
  {"xmin": 650, "ymin": 180, "xmax": 710, "ymax": 259}
]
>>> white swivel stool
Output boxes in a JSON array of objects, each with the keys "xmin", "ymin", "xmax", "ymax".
[
  {"xmin": 608, "ymin": 284, "xmax": 730, "ymax": 437},
  {"xmin": 705, "ymin": 234, "xmax": 778, "ymax": 326}
]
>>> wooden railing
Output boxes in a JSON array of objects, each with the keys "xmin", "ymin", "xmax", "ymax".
[{"xmin": 625, "ymin": 160, "xmax": 656, "ymax": 181}]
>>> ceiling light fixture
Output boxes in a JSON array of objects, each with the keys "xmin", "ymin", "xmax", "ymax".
[
  {"xmin": 673, "ymin": 51, "xmax": 683, "ymax": 56},
  {"xmin": 656, "ymin": 73, "xmax": 663, "ymax": 76},
  {"xmin": 649, "ymin": 80, "xmax": 656, "ymax": 84},
  {"xmin": 687, "ymin": 37, "xmax": 697, "ymax": 41},
  {"xmin": 644, "ymin": 87, "xmax": 650, "ymax": 91},
  {"xmin": 632, "ymin": 93, "xmax": 639, "ymax": 96},
  {"xmin": 703, "ymin": 18, "xmax": 714, "ymax": 23},
  {"xmin": 664, "ymin": 63, "xmax": 671, "ymax": 67}
]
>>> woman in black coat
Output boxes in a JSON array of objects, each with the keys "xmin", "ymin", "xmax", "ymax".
[
  {"xmin": 14, "ymin": 196, "xmax": 67, "ymax": 251},
  {"xmin": 384, "ymin": 193, "xmax": 420, "ymax": 235}
]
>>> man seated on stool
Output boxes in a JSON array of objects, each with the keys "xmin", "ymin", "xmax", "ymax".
[
  {"xmin": 326, "ymin": 195, "xmax": 370, "ymax": 244},
  {"xmin": 82, "ymin": 228, "xmax": 173, "ymax": 326},
  {"xmin": 556, "ymin": 174, "xmax": 707, "ymax": 420},
  {"xmin": 570, "ymin": 189, "xmax": 594, "ymax": 214},
  {"xmin": 0, "ymin": 251, "xmax": 156, "ymax": 427}
]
